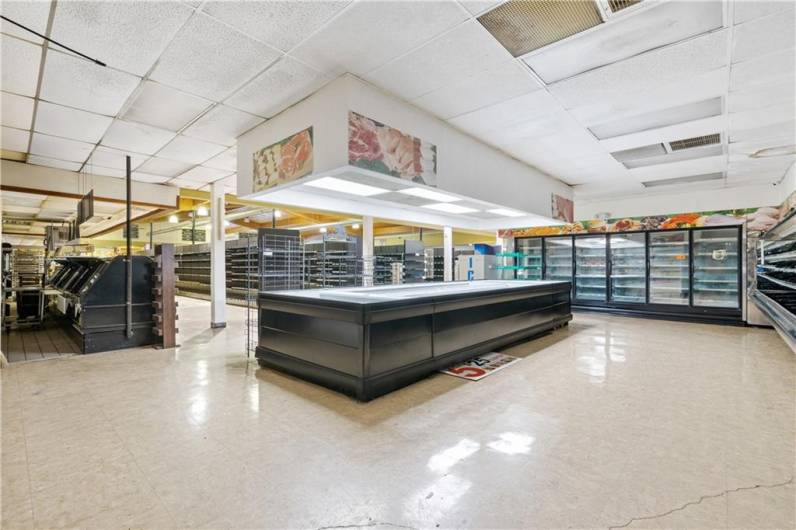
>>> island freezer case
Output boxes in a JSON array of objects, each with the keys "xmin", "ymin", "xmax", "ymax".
[
  {"xmin": 256, "ymin": 280, "xmax": 572, "ymax": 400},
  {"xmin": 513, "ymin": 226, "xmax": 742, "ymax": 322}
]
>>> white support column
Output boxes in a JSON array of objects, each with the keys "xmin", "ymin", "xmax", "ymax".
[
  {"xmin": 210, "ymin": 181, "xmax": 226, "ymax": 328},
  {"xmin": 362, "ymin": 216, "xmax": 374, "ymax": 287},
  {"xmin": 443, "ymin": 226, "xmax": 453, "ymax": 282}
]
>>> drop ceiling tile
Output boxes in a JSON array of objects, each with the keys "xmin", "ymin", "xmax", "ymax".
[
  {"xmin": 225, "ymin": 57, "xmax": 329, "ymax": 118},
  {"xmin": 732, "ymin": 9, "xmax": 796, "ymax": 64},
  {"xmin": 1, "ymin": 0, "xmax": 51, "ymax": 43},
  {"xmin": 5, "ymin": 205, "xmax": 40, "ymax": 215},
  {"xmin": 177, "ymin": 165, "xmax": 232, "ymax": 183},
  {"xmin": 728, "ymin": 157, "xmax": 793, "ymax": 177},
  {"xmin": 2, "ymin": 126, "xmax": 29, "ymax": 151},
  {"xmin": 202, "ymin": 0, "xmax": 349, "ymax": 51},
  {"xmin": 367, "ymin": 20, "xmax": 513, "ymax": 101},
  {"xmin": 34, "ymin": 101, "xmax": 113, "ymax": 143},
  {"xmin": 448, "ymin": 89, "xmax": 561, "ymax": 136},
  {"xmin": 1, "ymin": 91, "xmax": 34, "ymax": 129},
  {"xmin": 548, "ymin": 29, "xmax": 728, "ymax": 109},
  {"xmin": 1, "ymin": 35, "xmax": 41, "ymax": 96},
  {"xmin": 122, "ymin": 80, "xmax": 212, "ymax": 132},
  {"xmin": 734, "ymin": 0, "xmax": 795, "ymax": 25},
  {"xmin": 182, "ymin": 105, "xmax": 262, "ymax": 147},
  {"xmin": 41, "ymin": 197, "xmax": 78, "ymax": 210},
  {"xmin": 131, "ymin": 172, "xmax": 170, "ymax": 184},
  {"xmin": 86, "ymin": 146, "xmax": 148, "ymax": 170},
  {"xmin": 51, "ymin": 1, "xmax": 193, "ymax": 76},
  {"xmin": 729, "ymin": 103, "xmax": 796, "ymax": 133},
  {"xmin": 40, "ymin": 49, "xmax": 141, "ymax": 115},
  {"xmin": 29, "ymin": 132, "xmax": 93, "ymax": 162},
  {"xmin": 600, "ymin": 115, "xmax": 725, "ymax": 153},
  {"xmin": 729, "ymin": 120, "xmax": 796, "ymax": 144},
  {"xmin": 137, "ymin": 157, "xmax": 194, "ymax": 177},
  {"xmin": 626, "ymin": 155, "xmax": 726, "ymax": 182},
  {"xmin": 101, "ymin": 120, "xmax": 176, "ymax": 155},
  {"xmin": 290, "ymin": 0, "xmax": 468, "ymax": 76},
  {"xmin": 729, "ymin": 81, "xmax": 795, "ymax": 114},
  {"xmin": 36, "ymin": 209, "xmax": 72, "ymax": 220},
  {"xmin": 730, "ymin": 48, "xmax": 796, "ymax": 91},
  {"xmin": 203, "ymin": 147, "xmax": 236, "ymax": 171},
  {"xmin": 82, "ymin": 165, "xmax": 125, "ymax": 178},
  {"xmin": 26, "ymin": 154, "xmax": 82, "ymax": 172},
  {"xmin": 157, "ymin": 135, "xmax": 227, "ymax": 164},
  {"xmin": 729, "ymin": 138, "xmax": 795, "ymax": 162},
  {"xmin": 460, "ymin": 1, "xmax": 503, "ymax": 16},
  {"xmin": 149, "ymin": 12, "xmax": 281, "ymax": 100},
  {"xmin": 524, "ymin": 1, "xmax": 723, "ymax": 84},
  {"xmin": 168, "ymin": 177, "xmax": 205, "ymax": 189}
]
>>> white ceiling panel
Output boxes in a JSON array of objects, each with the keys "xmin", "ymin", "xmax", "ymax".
[
  {"xmin": 733, "ymin": 0, "xmax": 795, "ymax": 25},
  {"xmin": 149, "ymin": 12, "xmax": 281, "ymax": 101},
  {"xmin": 1, "ymin": 191, "xmax": 43, "ymax": 206},
  {"xmin": 131, "ymin": 172, "xmax": 170, "ymax": 184},
  {"xmin": 26, "ymin": 154, "xmax": 82, "ymax": 172},
  {"xmin": 489, "ymin": 110, "xmax": 583, "ymax": 146},
  {"xmin": 290, "ymin": 0, "xmax": 468, "ymax": 76},
  {"xmin": 41, "ymin": 197, "xmax": 78, "ymax": 210},
  {"xmin": 83, "ymin": 165, "xmax": 125, "ymax": 178},
  {"xmin": 40, "ymin": 49, "xmax": 141, "ymax": 115},
  {"xmin": 34, "ymin": 101, "xmax": 112, "ymax": 143},
  {"xmin": 732, "ymin": 9, "xmax": 796, "ymax": 64},
  {"xmin": 101, "ymin": 120, "xmax": 176, "ymax": 155},
  {"xmin": 122, "ymin": 80, "xmax": 212, "ymax": 132},
  {"xmin": 525, "ymin": 1, "xmax": 723, "ymax": 84},
  {"xmin": 448, "ymin": 89, "xmax": 561, "ymax": 137},
  {"xmin": 137, "ymin": 157, "xmax": 194, "ymax": 177},
  {"xmin": 1, "ymin": 91, "xmax": 34, "ymax": 129},
  {"xmin": 177, "ymin": 165, "xmax": 232, "ymax": 183},
  {"xmin": 729, "ymin": 138, "xmax": 795, "ymax": 163},
  {"xmin": 459, "ymin": 0, "xmax": 503, "ymax": 16},
  {"xmin": 157, "ymin": 135, "xmax": 226, "ymax": 164},
  {"xmin": 367, "ymin": 20, "xmax": 514, "ymax": 101},
  {"xmin": 29, "ymin": 132, "xmax": 93, "ymax": 162},
  {"xmin": 730, "ymin": 48, "xmax": 796, "ymax": 92},
  {"xmin": 626, "ymin": 155, "xmax": 726, "ymax": 182},
  {"xmin": 549, "ymin": 29, "xmax": 728, "ymax": 109},
  {"xmin": 86, "ymin": 146, "xmax": 148, "ymax": 170},
  {"xmin": 600, "ymin": 115, "xmax": 725, "ymax": 152},
  {"xmin": 729, "ymin": 81, "xmax": 795, "ymax": 114},
  {"xmin": 5, "ymin": 205, "xmax": 40, "ymax": 215},
  {"xmin": 2, "ymin": 126, "xmax": 29, "ymax": 151},
  {"xmin": 203, "ymin": 147, "xmax": 236, "ymax": 171},
  {"xmin": 182, "ymin": 105, "xmax": 262, "ymax": 147},
  {"xmin": 412, "ymin": 60, "xmax": 541, "ymax": 120},
  {"xmin": 202, "ymin": 0, "xmax": 349, "ymax": 51},
  {"xmin": 729, "ymin": 120, "xmax": 796, "ymax": 144},
  {"xmin": 51, "ymin": 1, "xmax": 193, "ymax": 76},
  {"xmin": 729, "ymin": 103, "xmax": 796, "ymax": 133},
  {"xmin": 1, "ymin": 35, "xmax": 41, "ymax": 97},
  {"xmin": 167, "ymin": 177, "xmax": 205, "ymax": 189},
  {"xmin": 1, "ymin": 0, "xmax": 51, "ymax": 43},
  {"xmin": 36, "ymin": 209, "xmax": 73, "ymax": 220},
  {"xmin": 225, "ymin": 57, "xmax": 329, "ymax": 118}
]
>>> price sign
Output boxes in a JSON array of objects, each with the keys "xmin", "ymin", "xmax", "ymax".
[{"xmin": 441, "ymin": 352, "xmax": 521, "ymax": 381}]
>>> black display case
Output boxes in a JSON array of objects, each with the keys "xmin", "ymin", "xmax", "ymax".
[{"xmin": 256, "ymin": 280, "xmax": 572, "ymax": 400}]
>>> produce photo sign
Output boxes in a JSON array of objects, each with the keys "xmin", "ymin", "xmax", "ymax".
[
  {"xmin": 252, "ymin": 127, "xmax": 313, "ymax": 193},
  {"xmin": 551, "ymin": 193, "xmax": 574, "ymax": 223},
  {"xmin": 441, "ymin": 352, "xmax": 521, "ymax": 381},
  {"xmin": 348, "ymin": 111, "xmax": 437, "ymax": 186}
]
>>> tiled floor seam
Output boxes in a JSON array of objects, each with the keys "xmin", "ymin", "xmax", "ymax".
[{"xmin": 606, "ymin": 476, "xmax": 795, "ymax": 529}]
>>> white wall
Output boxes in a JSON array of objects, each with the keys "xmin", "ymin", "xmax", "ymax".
[
  {"xmin": 778, "ymin": 163, "xmax": 795, "ymax": 204},
  {"xmin": 576, "ymin": 183, "xmax": 784, "ymax": 220}
]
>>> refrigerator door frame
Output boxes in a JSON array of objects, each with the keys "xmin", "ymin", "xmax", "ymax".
[
  {"xmin": 608, "ymin": 231, "xmax": 647, "ymax": 305},
  {"xmin": 573, "ymin": 234, "xmax": 609, "ymax": 305},
  {"xmin": 690, "ymin": 225, "xmax": 744, "ymax": 311}
]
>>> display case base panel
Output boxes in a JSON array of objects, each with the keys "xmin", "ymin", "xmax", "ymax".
[
  {"xmin": 572, "ymin": 304, "xmax": 742, "ymax": 325},
  {"xmin": 256, "ymin": 281, "xmax": 572, "ymax": 401}
]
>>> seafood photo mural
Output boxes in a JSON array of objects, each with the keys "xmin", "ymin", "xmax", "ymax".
[
  {"xmin": 348, "ymin": 111, "xmax": 437, "ymax": 186},
  {"xmin": 252, "ymin": 127, "xmax": 313, "ymax": 193}
]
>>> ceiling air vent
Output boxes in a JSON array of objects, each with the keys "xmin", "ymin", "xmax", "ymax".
[
  {"xmin": 478, "ymin": 0, "xmax": 603, "ymax": 57},
  {"xmin": 607, "ymin": 0, "xmax": 642, "ymax": 13},
  {"xmin": 669, "ymin": 133, "xmax": 721, "ymax": 151},
  {"xmin": 642, "ymin": 172, "xmax": 724, "ymax": 188}
]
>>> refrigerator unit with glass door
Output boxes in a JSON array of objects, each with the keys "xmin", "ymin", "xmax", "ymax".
[
  {"xmin": 544, "ymin": 237, "xmax": 573, "ymax": 283},
  {"xmin": 574, "ymin": 235, "xmax": 607, "ymax": 302},
  {"xmin": 649, "ymin": 230, "xmax": 690, "ymax": 305},
  {"xmin": 515, "ymin": 238, "xmax": 543, "ymax": 280},
  {"xmin": 692, "ymin": 228, "xmax": 741, "ymax": 309},
  {"xmin": 609, "ymin": 233, "xmax": 646, "ymax": 303}
]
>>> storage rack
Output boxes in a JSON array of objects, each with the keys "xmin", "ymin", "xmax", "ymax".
[
  {"xmin": 304, "ymin": 236, "xmax": 361, "ymax": 288},
  {"xmin": 424, "ymin": 247, "xmax": 444, "ymax": 281},
  {"xmin": 375, "ymin": 240, "xmax": 425, "ymax": 284},
  {"xmin": 11, "ymin": 247, "xmax": 44, "ymax": 288}
]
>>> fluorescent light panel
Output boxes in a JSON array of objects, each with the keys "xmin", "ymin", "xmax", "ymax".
[
  {"xmin": 488, "ymin": 208, "xmax": 525, "ymax": 217},
  {"xmin": 305, "ymin": 176, "xmax": 389, "ymax": 197},
  {"xmin": 642, "ymin": 172, "xmax": 724, "ymax": 188},
  {"xmin": 623, "ymin": 144, "xmax": 724, "ymax": 169},
  {"xmin": 422, "ymin": 203, "xmax": 479, "ymax": 214},
  {"xmin": 589, "ymin": 97, "xmax": 723, "ymax": 139},
  {"xmin": 397, "ymin": 187, "xmax": 461, "ymax": 202}
]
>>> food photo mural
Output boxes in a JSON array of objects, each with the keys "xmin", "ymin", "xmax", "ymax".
[
  {"xmin": 499, "ymin": 204, "xmax": 788, "ymax": 238},
  {"xmin": 551, "ymin": 193, "xmax": 574, "ymax": 223},
  {"xmin": 252, "ymin": 127, "xmax": 313, "ymax": 193},
  {"xmin": 348, "ymin": 111, "xmax": 437, "ymax": 186}
]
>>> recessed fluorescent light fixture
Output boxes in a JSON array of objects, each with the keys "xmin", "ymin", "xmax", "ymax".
[
  {"xmin": 422, "ymin": 203, "xmax": 479, "ymax": 214},
  {"xmin": 488, "ymin": 208, "xmax": 525, "ymax": 217},
  {"xmin": 397, "ymin": 187, "xmax": 461, "ymax": 202},
  {"xmin": 305, "ymin": 176, "xmax": 389, "ymax": 197},
  {"xmin": 641, "ymin": 172, "xmax": 724, "ymax": 188},
  {"xmin": 623, "ymin": 144, "xmax": 723, "ymax": 169},
  {"xmin": 589, "ymin": 97, "xmax": 723, "ymax": 140}
]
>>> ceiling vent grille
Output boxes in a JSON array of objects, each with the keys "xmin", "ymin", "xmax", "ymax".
[
  {"xmin": 478, "ymin": 0, "xmax": 603, "ymax": 57},
  {"xmin": 642, "ymin": 172, "xmax": 724, "ymax": 188},
  {"xmin": 608, "ymin": 0, "xmax": 642, "ymax": 13},
  {"xmin": 669, "ymin": 133, "xmax": 721, "ymax": 151}
]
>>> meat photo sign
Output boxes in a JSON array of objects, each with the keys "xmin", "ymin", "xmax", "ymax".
[
  {"xmin": 252, "ymin": 127, "xmax": 313, "ymax": 193},
  {"xmin": 348, "ymin": 111, "xmax": 438, "ymax": 186}
]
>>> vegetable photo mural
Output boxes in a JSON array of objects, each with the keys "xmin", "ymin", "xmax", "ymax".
[
  {"xmin": 252, "ymin": 127, "xmax": 313, "ymax": 193},
  {"xmin": 348, "ymin": 111, "xmax": 437, "ymax": 186}
]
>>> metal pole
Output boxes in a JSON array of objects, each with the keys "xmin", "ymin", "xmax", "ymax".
[
  {"xmin": 272, "ymin": 209, "xmax": 276, "ymax": 229},
  {"xmin": 125, "ymin": 155, "xmax": 133, "ymax": 338},
  {"xmin": 191, "ymin": 214, "xmax": 196, "ymax": 245},
  {"xmin": 149, "ymin": 222, "xmax": 153, "ymax": 255}
]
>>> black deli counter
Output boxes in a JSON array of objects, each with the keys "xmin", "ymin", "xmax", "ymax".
[
  {"xmin": 256, "ymin": 280, "xmax": 572, "ymax": 400},
  {"xmin": 50, "ymin": 256, "xmax": 158, "ymax": 353}
]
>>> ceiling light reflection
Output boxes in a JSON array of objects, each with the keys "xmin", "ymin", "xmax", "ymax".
[
  {"xmin": 487, "ymin": 432, "xmax": 535, "ymax": 455},
  {"xmin": 427, "ymin": 439, "xmax": 480, "ymax": 474}
]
